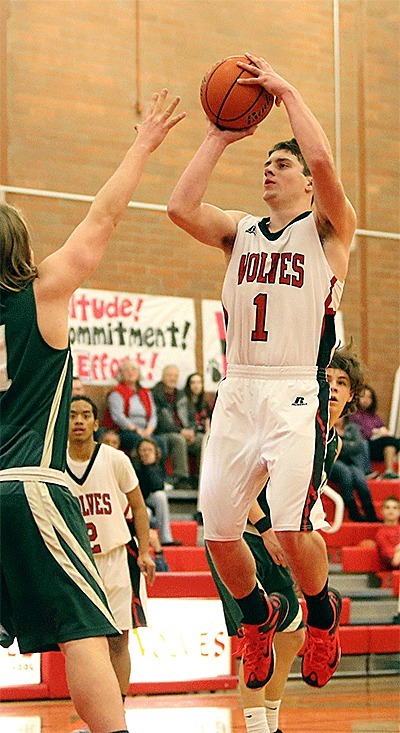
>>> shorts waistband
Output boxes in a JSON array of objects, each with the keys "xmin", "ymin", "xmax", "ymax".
[
  {"xmin": 0, "ymin": 466, "xmax": 69, "ymax": 487},
  {"xmin": 226, "ymin": 364, "xmax": 319, "ymax": 380}
]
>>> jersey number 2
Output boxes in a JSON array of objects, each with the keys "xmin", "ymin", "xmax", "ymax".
[
  {"xmin": 251, "ymin": 293, "xmax": 269, "ymax": 342},
  {"xmin": 86, "ymin": 521, "xmax": 101, "ymax": 554}
]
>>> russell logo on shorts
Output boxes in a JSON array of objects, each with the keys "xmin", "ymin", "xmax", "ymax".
[{"xmin": 292, "ymin": 396, "xmax": 308, "ymax": 406}]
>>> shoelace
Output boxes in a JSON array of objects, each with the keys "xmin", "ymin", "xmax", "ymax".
[
  {"xmin": 242, "ymin": 629, "xmax": 270, "ymax": 664},
  {"xmin": 306, "ymin": 635, "xmax": 336, "ymax": 669}
]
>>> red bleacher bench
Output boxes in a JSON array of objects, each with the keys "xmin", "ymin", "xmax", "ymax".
[
  {"xmin": 342, "ymin": 545, "xmax": 383, "ymax": 572},
  {"xmin": 162, "ymin": 545, "xmax": 209, "ymax": 571},
  {"xmin": 341, "ymin": 546, "xmax": 399, "ymax": 593},
  {"xmin": 147, "ymin": 571, "xmax": 219, "ymax": 598},
  {"xmin": 368, "ymin": 479, "xmax": 400, "ymax": 502},
  {"xmin": 170, "ymin": 521, "xmax": 198, "ymax": 546},
  {"xmin": 340, "ymin": 625, "xmax": 400, "ymax": 655},
  {"xmin": 321, "ymin": 522, "xmax": 380, "ymax": 549}
]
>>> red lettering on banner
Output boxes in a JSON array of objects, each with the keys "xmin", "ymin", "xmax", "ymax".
[
  {"xmin": 70, "ymin": 293, "xmax": 140, "ymax": 322},
  {"xmin": 77, "ymin": 354, "xmax": 90, "ymax": 377},
  {"xmin": 121, "ymin": 298, "xmax": 132, "ymax": 317},
  {"xmin": 200, "ymin": 632, "xmax": 209, "ymax": 657},
  {"xmin": 214, "ymin": 630, "xmax": 226, "ymax": 657}
]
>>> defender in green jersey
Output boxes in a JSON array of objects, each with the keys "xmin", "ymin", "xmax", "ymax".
[
  {"xmin": 0, "ymin": 89, "xmax": 185, "ymax": 733},
  {"xmin": 207, "ymin": 344, "xmax": 364, "ymax": 733}
]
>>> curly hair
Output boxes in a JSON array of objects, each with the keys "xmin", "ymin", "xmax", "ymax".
[{"xmin": 329, "ymin": 342, "xmax": 364, "ymax": 415}]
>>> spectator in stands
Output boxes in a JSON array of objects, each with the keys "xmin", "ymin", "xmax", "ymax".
[
  {"xmin": 99, "ymin": 431, "xmax": 171, "ymax": 570},
  {"xmin": 152, "ymin": 365, "xmax": 201, "ymax": 489},
  {"xmin": 375, "ymin": 496, "xmax": 400, "ymax": 569},
  {"xmin": 99, "ymin": 429, "xmax": 121, "ymax": 450},
  {"xmin": 183, "ymin": 372, "xmax": 212, "ymax": 478},
  {"xmin": 350, "ymin": 384, "xmax": 400, "ymax": 479},
  {"xmin": 328, "ymin": 415, "xmax": 379, "ymax": 522},
  {"xmin": 104, "ymin": 359, "xmax": 166, "ymax": 460},
  {"xmin": 72, "ymin": 375, "xmax": 85, "ymax": 397},
  {"xmin": 132, "ymin": 438, "xmax": 182, "ymax": 546}
]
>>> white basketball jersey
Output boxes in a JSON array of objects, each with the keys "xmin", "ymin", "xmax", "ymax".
[
  {"xmin": 221, "ymin": 212, "xmax": 344, "ymax": 368},
  {"xmin": 65, "ymin": 443, "xmax": 138, "ymax": 555}
]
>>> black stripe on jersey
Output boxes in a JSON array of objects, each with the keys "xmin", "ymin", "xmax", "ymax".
[
  {"xmin": 258, "ymin": 211, "xmax": 313, "ymax": 241},
  {"xmin": 66, "ymin": 442, "xmax": 101, "ymax": 485}
]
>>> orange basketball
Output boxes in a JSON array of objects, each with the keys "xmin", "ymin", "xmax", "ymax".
[{"xmin": 200, "ymin": 55, "xmax": 274, "ymax": 130}]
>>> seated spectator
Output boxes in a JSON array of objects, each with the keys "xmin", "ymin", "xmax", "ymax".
[
  {"xmin": 103, "ymin": 359, "xmax": 167, "ymax": 460},
  {"xmin": 329, "ymin": 415, "xmax": 379, "ymax": 522},
  {"xmin": 132, "ymin": 438, "xmax": 182, "ymax": 546},
  {"xmin": 71, "ymin": 375, "xmax": 85, "ymax": 397},
  {"xmin": 152, "ymin": 365, "xmax": 201, "ymax": 489},
  {"xmin": 99, "ymin": 428, "xmax": 121, "ymax": 450},
  {"xmin": 350, "ymin": 384, "xmax": 400, "ymax": 479},
  {"xmin": 183, "ymin": 372, "xmax": 211, "ymax": 477},
  {"xmin": 375, "ymin": 496, "xmax": 400, "ymax": 569}
]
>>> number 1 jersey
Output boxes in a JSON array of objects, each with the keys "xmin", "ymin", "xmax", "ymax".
[{"xmin": 221, "ymin": 211, "xmax": 344, "ymax": 370}]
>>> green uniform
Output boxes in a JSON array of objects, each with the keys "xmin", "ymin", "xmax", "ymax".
[
  {"xmin": 207, "ymin": 427, "xmax": 338, "ymax": 637},
  {"xmin": 0, "ymin": 283, "xmax": 119, "ymax": 653}
]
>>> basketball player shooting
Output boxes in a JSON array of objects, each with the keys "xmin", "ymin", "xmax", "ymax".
[{"xmin": 168, "ymin": 54, "xmax": 356, "ymax": 691}]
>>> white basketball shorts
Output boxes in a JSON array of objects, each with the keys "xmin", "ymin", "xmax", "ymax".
[{"xmin": 200, "ymin": 364, "xmax": 330, "ymax": 541}]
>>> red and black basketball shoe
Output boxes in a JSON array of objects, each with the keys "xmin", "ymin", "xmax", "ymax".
[
  {"xmin": 301, "ymin": 588, "xmax": 342, "ymax": 688},
  {"xmin": 239, "ymin": 592, "xmax": 289, "ymax": 689}
]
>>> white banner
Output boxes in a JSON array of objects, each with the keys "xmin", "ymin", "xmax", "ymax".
[
  {"xmin": 202, "ymin": 299, "xmax": 227, "ymax": 393},
  {"xmin": 129, "ymin": 598, "xmax": 231, "ymax": 683},
  {"xmin": 202, "ymin": 299, "xmax": 345, "ymax": 392},
  {"xmin": 0, "ymin": 642, "xmax": 41, "ymax": 687},
  {"xmin": 69, "ymin": 288, "xmax": 196, "ymax": 387}
]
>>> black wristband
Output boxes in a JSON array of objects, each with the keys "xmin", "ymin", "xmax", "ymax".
[
  {"xmin": 254, "ymin": 516, "xmax": 271, "ymax": 534},
  {"xmin": 154, "ymin": 550, "xmax": 164, "ymax": 556}
]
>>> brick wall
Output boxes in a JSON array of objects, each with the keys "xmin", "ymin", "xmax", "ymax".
[{"xmin": 2, "ymin": 0, "xmax": 399, "ymax": 421}]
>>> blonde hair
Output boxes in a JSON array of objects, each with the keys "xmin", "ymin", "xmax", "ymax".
[{"xmin": 0, "ymin": 204, "xmax": 38, "ymax": 291}]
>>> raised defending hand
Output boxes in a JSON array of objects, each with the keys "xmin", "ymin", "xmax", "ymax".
[
  {"xmin": 135, "ymin": 89, "xmax": 186, "ymax": 151},
  {"xmin": 237, "ymin": 53, "xmax": 294, "ymax": 107},
  {"xmin": 260, "ymin": 528, "xmax": 287, "ymax": 567}
]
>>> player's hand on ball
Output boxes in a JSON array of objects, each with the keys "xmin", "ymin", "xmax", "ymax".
[
  {"xmin": 135, "ymin": 89, "xmax": 186, "ymax": 151},
  {"xmin": 206, "ymin": 119, "xmax": 258, "ymax": 144},
  {"xmin": 237, "ymin": 54, "xmax": 294, "ymax": 107}
]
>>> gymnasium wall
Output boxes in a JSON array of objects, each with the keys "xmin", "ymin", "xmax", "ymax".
[{"xmin": 1, "ymin": 0, "xmax": 399, "ymax": 420}]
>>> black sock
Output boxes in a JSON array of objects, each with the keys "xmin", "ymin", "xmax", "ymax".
[
  {"xmin": 303, "ymin": 580, "xmax": 334, "ymax": 629},
  {"xmin": 234, "ymin": 584, "xmax": 269, "ymax": 625}
]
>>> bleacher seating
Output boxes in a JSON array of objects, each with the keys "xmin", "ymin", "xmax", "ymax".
[
  {"xmin": 169, "ymin": 520, "xmax": 198, "ymax": 546},
  {"xmin": 162, "ymin": 545, "xmax": 209, "ymax": 571}
]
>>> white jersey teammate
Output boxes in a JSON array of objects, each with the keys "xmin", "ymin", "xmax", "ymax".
[
  {"xmin": 65, "ymin": 395, "xmax": 155, "ymax": 710},
  {"xmin": 168, "ymin": 54, "xmax": 356, "ymax": 694}
]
